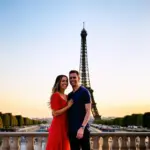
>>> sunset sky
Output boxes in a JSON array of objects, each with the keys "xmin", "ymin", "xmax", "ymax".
[{"xmin": 0, "ymin": 0, "xmax": 150, "ymax": 118}]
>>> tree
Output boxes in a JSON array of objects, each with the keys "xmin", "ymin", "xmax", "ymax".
[
  {"xmin": 33, "ymin": 120, "xmax": 38, "ymax": 125},
  {"xmin": 93, "ymin": 119, "xmax": 104, "ymax": 124},
  {"xmin": 41, "ymin": 120, "xmax": 48, "ymax": 124},
  {"xmin": 0, "ymin": 112, "xmax": 2, "ymax": 117},
  {"xmin": 143, "ymin": 112, "xmax": 150, "ymax": 128},
  {"xmin": 136, "ymin": 114, "xmax": 143, "ymax": 126},
  {"xmin": 122, "ymin": 115, "xmax": 132, "ymax": 127},
  {"xmin": 0, "ymin": 117, "xmax": 3, "ymax": 128},
  {"xmin": 12, "ymin": 116, "xmax": 18, "ymax": 126},
  {"xmin": 113, "ymin": 118, "xmax": 123, "ymax": 126},
  {"xmin": 6, "ymin": 113, "xmax": 13, "ymax": 126},
  {"xmin": 15, "ymin": 115, "xmax": 24, "ymax": 126},
  {"xmin": 2, "ymin": 114, "xmax": 10, "ymax": 128},
  {"xmin": 24, "ymin": 117, "xmax": 29, "ymax": 125}
]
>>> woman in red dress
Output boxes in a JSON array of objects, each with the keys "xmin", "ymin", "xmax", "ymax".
[{"xmin": 46, "ymin": 75, "xmax": 73, "ymax": 150}]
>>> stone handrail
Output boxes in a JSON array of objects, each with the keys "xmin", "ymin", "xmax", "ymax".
[{"xmin": 0, "ymin": 132, "xmax": 150, "ymax": 150}]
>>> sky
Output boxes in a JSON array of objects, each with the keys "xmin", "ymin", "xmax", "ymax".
[{"xmin": 0, "ymin": 0, "xmax": 150, "ymax": 118}]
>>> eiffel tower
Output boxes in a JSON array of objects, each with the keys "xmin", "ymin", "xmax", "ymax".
[{"xmin": 79, "ymin": 23, "xmax": 101, "ymax": 120}]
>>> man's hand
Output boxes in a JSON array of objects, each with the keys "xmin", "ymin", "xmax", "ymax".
[{"xmin": 76, "ymin": 127, "xmax": 84, "ymax": 139}]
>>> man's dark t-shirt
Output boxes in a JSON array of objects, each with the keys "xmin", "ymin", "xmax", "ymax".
[{"xmin": 67, "ymin": 86, "xmax": 91, "ymax": 134}]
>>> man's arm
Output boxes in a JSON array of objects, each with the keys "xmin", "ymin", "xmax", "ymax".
[
  {"xmin": 81, "ymin": 103, "xmax": 91, "ymax": 127},
  {"xmin": 76, "ymin": 102, "xmax": 91, "ymax": 139},
  {"xmin": 76, "ymin": 90, "xmax": 91, "ymax": 139}
]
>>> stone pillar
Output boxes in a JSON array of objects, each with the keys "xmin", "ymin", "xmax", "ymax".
[
  {"xmin": 108, "ymin": 137, "xmax": 113, "ymax": 150},
  {"xmin": 43, "ymin": 137, "xmax": 48, "ymax": 149},
  {"xmin": 98, "ymin": 137, "xmax": 103, "ymax": 150},
  {"xmin": 1, "ymin": 137, "xmax": 9, "ymax": 150},
  {"xmin": 126, "ymin": 137, "xmax": 131, "ymax": 150},
  {"xmin": 145, "ymin": 136, "xmax": 149, "ymax": 150},
  {"xmin": 90, "ymin": 137, "xmax": 94, "ymax": 150},
  {"xmin": 118, "ymin": 137, "xmax": 122, "ymax": 150},
  {"xmin": 135, "ymin": 136, "xmax": 140, "ymax": 150},
  {"xmin": 9, "ymin": 137, "xmax": 20, "ymax": 150},
  {"xmin": 129, "ymin": 136, "xmax": 136, "ymax": 148},
  {"xmin": 26, "ymin": 137, "xmax": 34, "ymax": 150},
  {"xmin": 36, "ymin": 137, "xmax": 42, "ymax": 150},
  {"xmin": 90, "ymin": 136, "xmax": 100, "ymax": 150}
]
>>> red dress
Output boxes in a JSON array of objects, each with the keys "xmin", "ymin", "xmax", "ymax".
[{"xmin": 46, "ymin": 92, "xmax": 70, "ymax": 150}]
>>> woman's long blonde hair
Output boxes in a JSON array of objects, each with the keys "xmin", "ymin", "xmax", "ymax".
[
  {"xmin": 52, "ymin": 75, "xmax": 68, "ymax": 93},
  {"xmin": 48, "ymin": 75, "xmax": 68, "ymax": 108}
]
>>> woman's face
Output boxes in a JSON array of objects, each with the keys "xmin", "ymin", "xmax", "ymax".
[{"xmin": 60, "ymin": 76, "xmax": 68, "ymax": 91}]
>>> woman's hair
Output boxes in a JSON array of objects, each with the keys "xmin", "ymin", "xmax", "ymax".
[
  {"xmin": 52, "ymin": 75, "xmax": 68, "ymax": 94},
  {"xmin": 48, "ymin": 75, "xmax": 68, "ymax": 108}
]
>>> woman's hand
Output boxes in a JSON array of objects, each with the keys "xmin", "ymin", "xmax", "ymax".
[
  {"xmin": 67, "ymin": 99, "xmax": 73, "ymax": 108},
  {"xmin": 51, "ymin": 99, "xmax": 74, "ymax": 117}
]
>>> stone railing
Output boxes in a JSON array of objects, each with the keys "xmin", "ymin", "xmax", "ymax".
[{"xmin": 0, "ymin": 132, "xmax": 150, "ymax": 150}]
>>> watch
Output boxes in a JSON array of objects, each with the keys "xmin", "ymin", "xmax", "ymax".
[{"xmin": 81, "ymin": 125, "xmax": 85, "ymax": 129}]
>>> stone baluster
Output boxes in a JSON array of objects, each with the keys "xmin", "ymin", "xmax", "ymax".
[
  {"xmin": 131, "ymin": 136, "xmax": 137, "ymax": 148},
  {"xmin": 9, "ymin": 137, "xmax": 20, "ymax": 150},
  {"xmin": 135, "ymin": 136, "xmax": 140, "ymax": 150},
  {"xmin": 108, "ymin": 137, "xmax": 113, "ymax": 150},
  {"xmin": 26, "ymin": 137, "xmax": 34, "ymax": 150},
  {"xmin": 119, "ymin": 136, "xmax": 126, "ymax": 149},
  {"xmin": 1, "ymin": 137, "xmax": 9, "ymax": 150},
  {"xmin": 126, "ymin": 137, "xmax": 131, "ymax": 150},
  {"xmin": 98, "ymin": 137, "xmax": 103, "ymax": 150},
  {"xmin": 42, "ymin": 137, "xmax": 47, "ymax": 150},
  {"xmin": 90, "ymin": 137, "xmax": 94, "ymax": 150},
  {"xmin": 102, "ymin": 136, "xmax": 108, "ymax": 149},
  {"xmin": 145, "ymin": 136, "xmax": 149, "ymax": 150},
  {"xmin": 36, "ymin": 137, "xmax": 42, "ymax": 150},
  {"xmin": 140, "ymin": 136, "xmax": 147, "ymax": 148},
  {"xmin": 111, "ymin": 135, "xmax": 120, "ymax": 149},
  {"xmin": 91, "ymin": 136, "xmax": 100, "ymax": 150},
  {"xmin": 118, "ymin": 137, "xmax": 122, "ymax": 150}
]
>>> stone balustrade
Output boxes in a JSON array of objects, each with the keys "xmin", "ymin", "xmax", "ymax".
[{"xmin": 0, "ymin": 132, "xmax": 150, "ymax": 150}]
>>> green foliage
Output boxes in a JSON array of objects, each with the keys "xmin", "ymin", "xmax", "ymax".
[
  {"xmin": 143, "ymin": 112, "xmax": 150, "ymax": 128},
  {"xmin": 136, "ymin": 114, "xmax": 143, "ymax": 126},
  {"xmin": 33, "ymin": 120, "xmax": 38, "ymax": 125},
  {"xmin": 12, "ymin": 116, "xmax": 18, "ymax": 126},
  {"xmin": 24, "ymin": 117, "xmax": 32, "ymax": 125},
  {"xmin": 113, "ymin": 118, "xmax": 123, "ymax": 126},
  {"xmin": 0, "ymin": 112, "xmax": 43, "ymax": 129},
  {"xmin": 2, "ymin": 114, "xmax": 10, "ymax": 128},
  {"xmin": 41, "ymin": 120, "xmax": 48, "ymax": 124},
  {"xmin": 9, "ymin": 115, "xmax": 18, "ymax": 127},
  {"xmin": 15, "ymin": 115, "xmax": 24, "ymax": 126},
  {"xmin": 0, "ymin": 116, "xmax": 3, "ymax": 128},
  {"xmin": 122, "ymin": 115, "xmax": 131, "ymax": 126},
  {"xmin": 94, "ymin": 112, "xmax": 149, "ymax": 128}
]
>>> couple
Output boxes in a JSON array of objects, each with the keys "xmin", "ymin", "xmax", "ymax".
[{"xmin": 46, "ymin": 70, "xmax": 91, "ymax": 150}]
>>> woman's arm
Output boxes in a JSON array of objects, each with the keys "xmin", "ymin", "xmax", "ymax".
[{"xmin": 52, "ymin": 100, "xmax": 73, "ymax": 117}]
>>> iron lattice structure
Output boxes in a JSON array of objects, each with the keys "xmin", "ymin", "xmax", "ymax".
[{"xmin": 79, "ymin": 24, "xmax": 101, "ymax": 120}]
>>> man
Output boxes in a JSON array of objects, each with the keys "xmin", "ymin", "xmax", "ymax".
[{"xmin": 68, "ymin": 70, "xmax": 91, "ymax": 150}]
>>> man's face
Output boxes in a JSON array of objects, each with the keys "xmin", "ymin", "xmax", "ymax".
[{"xmin": 69, "ymin": 73, "xmax": 80, "ymax": 87}]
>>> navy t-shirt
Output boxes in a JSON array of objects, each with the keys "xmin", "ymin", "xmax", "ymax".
[{"xmin": 67, "ymin": 86, "xmax": 91, "ymax": 134}]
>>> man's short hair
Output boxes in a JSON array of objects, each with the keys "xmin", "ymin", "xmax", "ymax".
[{"xmin": 69, "ymin": 70, "xmax": 79, "ymax": 76}]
